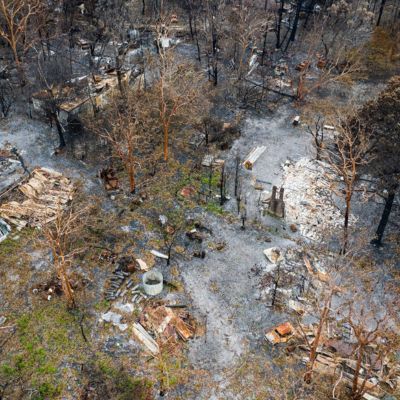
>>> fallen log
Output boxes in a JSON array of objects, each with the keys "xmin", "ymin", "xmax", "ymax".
[{"xmin": 243, "ymin": 146, "xmax": 266, "ymax": 170}]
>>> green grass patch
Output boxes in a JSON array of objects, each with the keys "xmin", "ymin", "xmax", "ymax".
[
  {"xmin": 96, "ymin": 357, "xmax": 154, "ymax": 400},
  {"xmin": 0, "ymin": 301, "xmax": 88, "ymax": 399},
  {"xmin": 204, "ymin": 202, "xmax": 225, "ymax": 215}
]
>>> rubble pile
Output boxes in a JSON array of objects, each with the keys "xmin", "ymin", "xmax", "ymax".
[
  {"xmin": 140, "ymin": 304, "xmax": 195, "ymax": 343},
  {"xmin": 0, "ymin": 167, "xmax": 74, "ymax": 228},
  {"xmin": 100, "ymin": 302, "xmax": 198, "ymax": 355},
  {"xmin": 0, "ymin": 218, "xmax": 11, "ymax": 242},
  {"xmin": 281, "ymin": 158, "xmax": 356, "ymax": 240},
  {"xmin": 259, "ymin": 247, "xmax": 335, "ymax": 315},
  {"xmin": 302, "ymin": 340, "xmax": 400, "ymax": 399},
  {"xmin": 131, "ymin": 304, "xmax": 196, "ymax": 354},
  {"xmin": 265, "ymin": 320, "xmax": 400, "ymax": 399},
  {"xmin": 104, "ymin": 257, "xmax": 136, "ymax": 302},
  {"xmin": 259, "ymin": 247, "xmax": 314, "ymax": 311},
  {"xmin": 262, "ymin": 246, "xmax": 400, "ymax": 399}
]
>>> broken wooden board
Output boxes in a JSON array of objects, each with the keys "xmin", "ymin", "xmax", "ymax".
[
  {"xmin": 173, "ymin": 315, "xmax": 195, "ymax": 341},
  {"xmin": 150, "ymin": 250, "xmax": 169, "ymax": 260},
  {"xmin": 132, "ymin": 322, "xmax": 159, "ymax": 355},
  {"xmin": 303, "ymin": 256, "xmax": 329, "ymax": 283},
  {"xmin": 243, "ymin": 146, "xmax": 266, "ymax": 170},
  {"xmin": 142, "ymin": 305, "xmax": 195, "ymax": 342},
  {"xmin": 136, "ymin": 259, "xmax": 149, "ymax": 271}
]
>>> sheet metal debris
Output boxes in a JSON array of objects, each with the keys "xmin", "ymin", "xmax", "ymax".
[
  {"xmin": 263, "ymin": 247, "xmax": 284, "ymax": 264},
  {"xmin": 136, "ymin": 258, "xmax": 149, "ymax": 271},
  {"xmin": 0, "ymin": 149, "xmax": 27, "ymax": 197},
  {"xmin": 0, "ymin": 218, "xmax": 11, "ymax": 242}
]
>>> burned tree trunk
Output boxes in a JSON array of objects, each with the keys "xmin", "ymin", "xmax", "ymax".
[
  {"xmin": 285, "ymin": 0, "xmax": 304, "ymax": 51},
  {"xmin": 376, "ymin": 0, "xmax": 387, "ymax": 26},
  {"xmin": 54, "ymin": 113, "xmax": 66, "ymax": 149},
  {"xmin": 371, "ymin": 188, "xmax": 397, "ymax": 246},
  {"xmin": 276, "ymin": 0, "xmax": 285, "ymax": 49},
  {"xmin": 271, "ymin": 263, "xmax": 281, "ymax": 306},
  {"xmin": 234, "ymin": 154, "xmax": 240, "ymax": 197},
  {"xmin": 219, "ymin": 163, "xmax": 227, "ymax": 206},
  {"xmin": 342, "ymin": 191, "xmax": 352, "ymax": 254}
]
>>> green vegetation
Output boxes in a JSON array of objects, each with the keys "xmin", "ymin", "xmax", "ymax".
[
  {"xmin": 96, "ymin": 357, "xmax": 153, "ymax": 400},
  {"xmin": 0, "ymin": 302, "xmax": 87, "ymax": 399},
  {"xmin": 0, "ymin": 227, "xmax": 36, "ymax": 263},
  {"xmin": 204, "ymin": 202, "xmax": 225, "ymax": 215}
]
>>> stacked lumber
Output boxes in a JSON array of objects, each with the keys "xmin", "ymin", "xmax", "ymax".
[{"xmin": 0, "ymin": 168, "xmax": 74, "ymax": 228}]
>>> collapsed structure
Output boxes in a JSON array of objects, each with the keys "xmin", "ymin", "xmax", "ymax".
[
  {"xmin": 31, "ymin": 68, "xmax": 140, "ymax": 124},
  {"xmin": 0, "ymin": 168, "xmax": 74, "ymax": 228},
  {"xmin": 282, "ymin": 158, "xmax": 356, "ymax": 240}
]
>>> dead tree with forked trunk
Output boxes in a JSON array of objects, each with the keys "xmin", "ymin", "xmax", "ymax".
[
  {"xmin": 324, "ymin": 117, "xmax": 368, "ymax": 254},
  {"xmin": 0, "ymin": 0, "xmax": 45, "ymax": 84},
  {"xmin": 89, "ymin": 89, "xmax": 151, "ymax": 194},
  {"xmin": 37, "ymin": 201, "xmax": 90, "ymax": 308},
  {"xmin": 336, "ymin": 282, "xmax": 399, "ymax": 400},
  {"xmin": 291, "ymin": 19, "xmax": 361, "ymax": 101},
  {"xmin": 301, "ymin": 253, "xmax": 340, "ymax": 384},
  {"xmin": 153, "ymin": 24, "xmax": 209, "ymax": 161},
  {"xmin": 307, "ymin": 116, "xmax": 325, "ymax": 161}
]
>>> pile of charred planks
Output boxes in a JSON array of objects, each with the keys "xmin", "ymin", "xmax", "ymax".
[
  {"xmin": 265, "ymin": 321, "xmax": 400, "ymax": 399},
  {"xmin": 0, "ymin": 167, "xmax": 74, "ymax": 228},
  {"xmin": 132, "ymin": 304, "xmax": 196, "ymax": 355},
  {"xmin": 299, "ymin": 337, "xmax": 399, "ymax": 399}
]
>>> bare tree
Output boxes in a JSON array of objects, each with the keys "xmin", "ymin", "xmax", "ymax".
[
  {"xmin": 158, "ymin": 209, "xmax": 188, "ymax": 266},
  {"xmin": 301, "ymin": 254, "xmax": 340, "ymax": 384},
  {"xmin": 292, "ymin": 20, "xmax": 361, "ymax": 101},
  {"xmin": 307, "ymin": 116, "xmax": 325, "ymax": 161},
  {"xmin": 38, "ymin": 202, "xmax": 89, "ymax": 308},
  {"xmin": 153, "ymin": 30, "xmax": 209, "ymax": 161},
  {"xmin": 225, "ymin": 2, "xmax": 268, "ymax": 87},
  {"xmin": 324, "ymin": 117, "xmax": 368, "ymax": 253},
  {"xmin": 202, "ymin": 0, "xmax": 226, "ymax": 86},
  {"xmin": 90, "ymin": 89, "xmax": 151, "ymax": 193},
  {"xmin": 35, "ymin": 50, "xmax": 76, "ymax": 149},
  {"xmin": 0, "ymin": 0, "xmax": 44, "ymax": 83},
  {"xmin": 344, "ymin": 289, "xmax": 398, "ymax": 400},
  {"xmin": 349, "ymin": 76, "xmax": 400, "ymax": 246}
]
